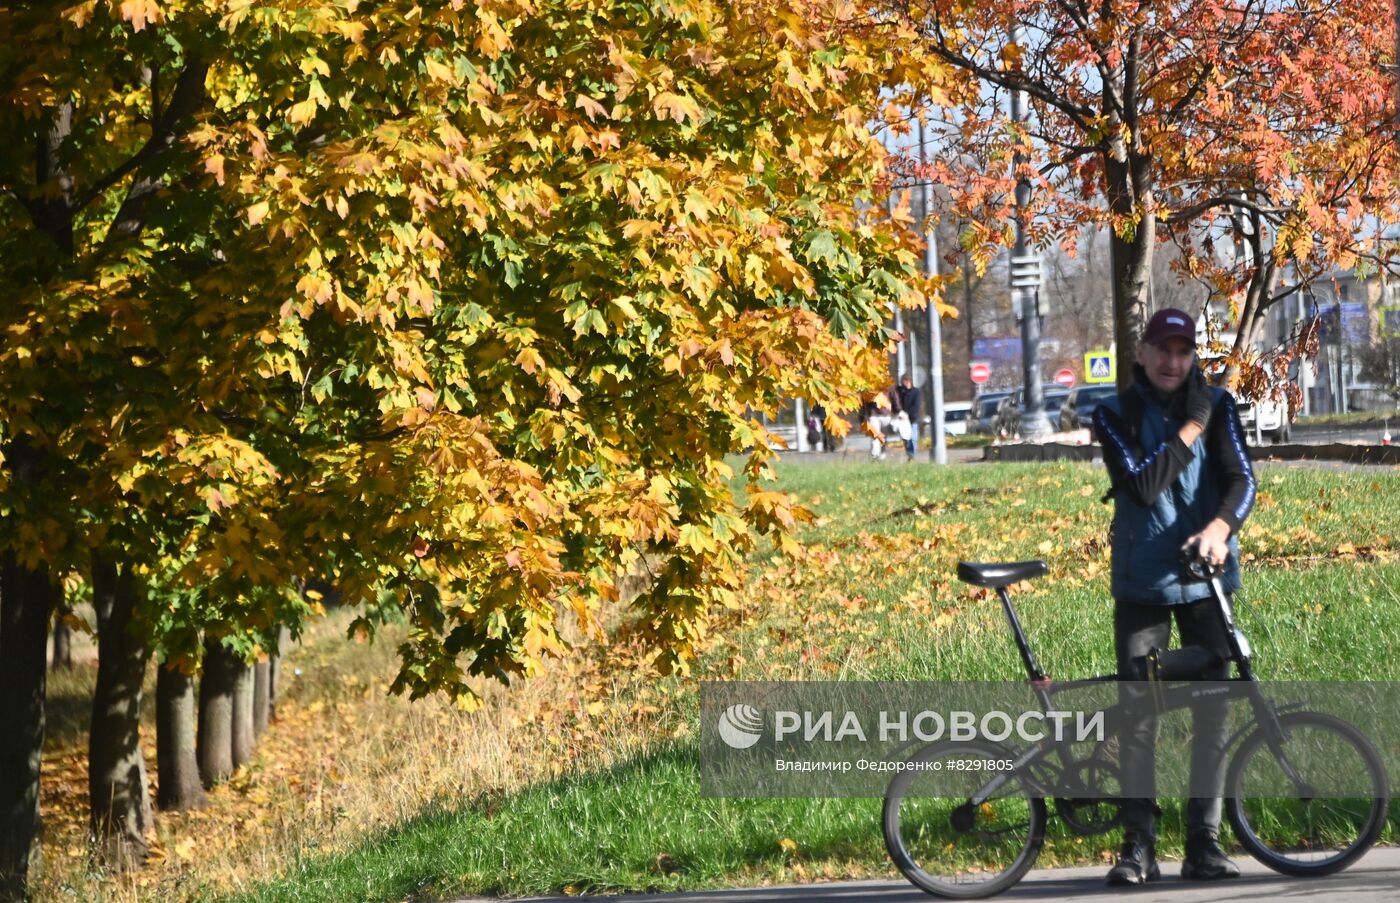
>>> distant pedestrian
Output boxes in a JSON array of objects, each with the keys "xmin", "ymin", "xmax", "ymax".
[
  {"xmin": 859, "ymin": 393, "xmax": 891, "ymax": 459},
  {"xmin": 884, "ymin": 383, "xmax": 906, "ymax": 458},
  {"xmin": 896, "ymin": 374, "xmax": 921, "ymax": 460},
  {"xmin": 808, "ymin": 403, "xmax": 828, "ymax": 451}
]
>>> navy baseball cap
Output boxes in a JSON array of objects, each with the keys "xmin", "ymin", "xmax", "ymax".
[{"xmin": 1142, "ymin": 308, "xmax": 1197, "ymax": 347}]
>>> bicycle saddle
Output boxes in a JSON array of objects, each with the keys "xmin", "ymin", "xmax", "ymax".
[{"xmin": 956, "ymin": 560, "xmax": 1048, "ymax": 588}]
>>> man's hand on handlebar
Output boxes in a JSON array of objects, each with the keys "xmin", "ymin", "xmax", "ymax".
[{"xmin": 1183, "ymin": 518, "xmax": 1232, "ymax": 575}]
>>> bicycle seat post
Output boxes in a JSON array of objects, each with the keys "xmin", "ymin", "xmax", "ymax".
[
  {"xmin": 997, "ymin": 585, "xmax": 1048, "ymax": 687},
  {"xmin": 954, "ymin": 561, "xmax": 1051, "ymax": 692}
]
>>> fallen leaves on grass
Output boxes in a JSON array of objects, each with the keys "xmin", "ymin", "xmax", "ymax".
[{"xmin": 35, "ymin": 603, "xmax": 694, "ymax": 903}]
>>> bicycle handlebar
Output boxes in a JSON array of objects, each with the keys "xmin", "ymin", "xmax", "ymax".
[{"xmin": 1179, "ymin": 542, "xmax": 1225, "ymax": 580}]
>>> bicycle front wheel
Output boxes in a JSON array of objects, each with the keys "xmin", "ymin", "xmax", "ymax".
[
  {"xmin": 1226, "ymin": 710, "xmax": 1389, "ymax": 877},
  {"xmin": 882, "ymin": 740, "xmax": 1047, "ymax": 899}
]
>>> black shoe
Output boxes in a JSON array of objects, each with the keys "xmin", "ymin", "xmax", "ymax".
[
  {"xmin": 1106, "ymin": 841, "xmax": 1161, "ymax": 886},
  {"xmin": 1182, "ymin": 832, "xmax": 1241, "ymax": 880}
]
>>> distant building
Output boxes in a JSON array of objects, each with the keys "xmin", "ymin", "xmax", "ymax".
[{"xmin": 1262, "ymin": 268, "xmax": 1390, "ymax": 414}]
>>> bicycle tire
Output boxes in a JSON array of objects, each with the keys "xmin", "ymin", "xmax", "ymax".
[
  {"xmin": 1225, "ymin": 710, "xmax": 1388, "ymax": 877},
  {"xmin": 883, "ymin": 740, "xmax": 1047, "ymax": 899}
]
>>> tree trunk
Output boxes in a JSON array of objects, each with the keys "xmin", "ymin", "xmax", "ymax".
[
  {"xmin": 1105, "ymin": 152, "xmax": 1156, "ymax": 390},
  {"xmin": 2, "ymin": 104, "xmax": 72, "ymax": 901},
  {"xmin": 88, "ymin": 556, "xmax": 153, "ymax": 869},
  {"xmin": 962, "ymin": 250, "xmax": 976, "ymax": 398},
  {"xmin": 197, "ymin": 638, "xmax": 238, "ymax": 788},
  {"xmin": 252, "ymin": 658, "xmax": 271, "ymax": 739},
  {"xmin": 230, "ymin": 659, "xmax": 255, "ymax": 769},
  {"xmin": 156, "ymin": 661, "xmax": 205, "ymax": 811},
  {"xmin": 267, "ymin": 624, "xmax": 291, "ymax": 721},
  {"xmin": 267, "ymin": 635, "xmax": 280, "ymax": 716},
  {"xmin": 51, "ymin": 603, "xmax": 73, "ymax": 671},
  {"xmin": 0, "ymin": 553, "xmax": 55, "ymax": 901},
  {"xmin": 1225, "ymin": 215, "xmax": 1281, "ymax": 390}
]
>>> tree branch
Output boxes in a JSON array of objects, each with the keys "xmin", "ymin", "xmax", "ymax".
[
  {"xmin": 911, "ymin": 7, "xmax": 1097, "ymax": 130},
  {"xmin": 1269, "ymin": 278, "xmax": 1310, "ymax": 306},
  {"xmin": 1165, "ymin": 193, "xmax": 1283, "ymax": 225},
  {"xmin": 30, "ymin": 104, "xmax": 76, "ymax": 255},
  {"xmin": 1164, "ymin": 62, "xmax": 1215, "ymax": 121},
  {"xmin": 78, "ymin": 57, "xmax": 208, "ymax": 219},
  {"xmin": 1122, "ymin": 30, "xmax": 1140, "ymax": 132},
  {"xmin": 1053, "ymin": 0, "xmax": 1126, "ymax": 121},
  {"xmin": 211, "ymin": 409, "xmax": 410, "ymax": 448}
]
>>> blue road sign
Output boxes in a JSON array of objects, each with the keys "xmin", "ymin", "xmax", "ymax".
[{"xmin": 1085, "ymin": 351, "xmax": 1115, "ymax": 384}]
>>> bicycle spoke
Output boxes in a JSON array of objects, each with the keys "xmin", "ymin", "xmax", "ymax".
[{"xmin": 884, "ymin": 741, "xmax": 1047, "ymax": 898}]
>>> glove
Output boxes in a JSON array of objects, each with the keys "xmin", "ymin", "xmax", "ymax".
[{"xmin": 1183, "ymin": 364, "xmax": 1213, "ymax": 429}]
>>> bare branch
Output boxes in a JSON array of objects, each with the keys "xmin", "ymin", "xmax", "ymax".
[{"xmin": 910, "ymin": 6, "xmax": 1098, "ymax": 130}]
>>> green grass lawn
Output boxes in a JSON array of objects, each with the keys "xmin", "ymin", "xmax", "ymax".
[{"xmin": 225, "ymin": 461, "xmax": 1400, "ymax": 903}]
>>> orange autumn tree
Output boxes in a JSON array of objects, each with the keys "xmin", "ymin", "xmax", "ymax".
[
  {"xmin": 1156, "ymin": 1, "xmax": 1399, "ymax": 401},
  {"xmin": 0, "ymin": 0, "xmax": 936, "ymax": 885},
  {"xmin": 883, "ymin": 0, "xmax": 1399, "ymax": 389}
]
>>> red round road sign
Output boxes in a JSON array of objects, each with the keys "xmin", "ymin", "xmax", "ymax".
[
  {"xmin": 1054, "ymin": 368, "xmax": 1076, "ymax": 388},
  {"xmin": 970, "ymin": 362, "xmax": 991, "ymax": 384}
]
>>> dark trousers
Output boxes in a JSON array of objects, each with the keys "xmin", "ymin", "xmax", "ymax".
[{"xmin": 1114, "ymin": 597, "xmax": 1233, "ymax": 842}]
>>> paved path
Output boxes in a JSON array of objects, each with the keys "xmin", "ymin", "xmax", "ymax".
[{"xmin": 449, "ymin": 846, "xmax": 1400, "ymax": 902}]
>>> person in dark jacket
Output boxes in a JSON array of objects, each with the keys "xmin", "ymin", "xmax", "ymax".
[
  {"xmin": 1091, "ymin": 308, "xmax": 1257, "ymax": 887},
  {"xmin": 807, "ymin": 402, "xmax": 828, "ymax": 452},
  {"xmin": 896, "ymin": 374, "xmax": 921, "ymax": 460}
]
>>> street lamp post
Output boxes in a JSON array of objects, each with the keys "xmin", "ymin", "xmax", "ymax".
[
  {"xmin": 920, "ymin": 118, "xmax": 947, "ymax": 464},
  {"xmin": 1010, "ymin": 26, "xmax": 1051, "ymax": 440}
]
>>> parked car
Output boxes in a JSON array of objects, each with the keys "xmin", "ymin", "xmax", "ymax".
[
  {"xmin": 1060, "ymin": 384, "xmax": 1120, "ymax": 432},
  {"xmin": 970, "ymin": 390, "xmax": 1014, "ymax": 435},
  {"xmin": 1237, "ymin": 395, "xmax": 1291, "ymax": 444},
  {"xmin": 939, "ymin": 400, "xmax": 973, "ymax": 436},
  {"xmin": 1196, "ymin": 354, "xmax": 1293, "ymax": 444},
  {"xmin": 1196, "ymin": 355, "xmax": 1295, "ymax": 444},
  {"xmin": 993, "ymin": 385, "xmax": 1071, "ymax": 437},
  {"xmin": 1041, "ymin": 388, "xmax": 1071, "ymax": 431}
]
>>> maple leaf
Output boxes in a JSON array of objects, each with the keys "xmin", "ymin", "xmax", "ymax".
[{"xmin": 574, "ymin": 93, "xmax": 608, "ymax": 121}]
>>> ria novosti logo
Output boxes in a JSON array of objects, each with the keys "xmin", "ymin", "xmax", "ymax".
[
  {"xmin": 714, "ymin": 705, "xmax": 1104, "ymax": 748},
  {"xmin": 717, "ymin": 703, "xmax": 764, "ymax": 749}
]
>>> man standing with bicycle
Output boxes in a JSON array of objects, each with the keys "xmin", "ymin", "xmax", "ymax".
[{"xmin": 1091, "ymin": 308, "xmax": 1257, "ymax": 886}]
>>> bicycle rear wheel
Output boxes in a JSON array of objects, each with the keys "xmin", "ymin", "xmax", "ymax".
[
  {"xmin": 883, "ymin": 740, "xmax": 1047, "ymax": 899},
  {"xmin": 1226, "ymin": 710, "xmax": 1388, "ymax": 877}
]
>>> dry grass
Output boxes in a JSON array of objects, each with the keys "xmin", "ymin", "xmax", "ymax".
[{"xmin": 31, "ymin": 599, "xmax": 688, "ymax": 903}]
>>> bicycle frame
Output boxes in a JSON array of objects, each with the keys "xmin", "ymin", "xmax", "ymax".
[
  {"xmin": 883, "ymin": 561, "xmax": 1390, "ymax": 899},
  {"xmin": 966, "ymin": 678, "xmax": 1296, "ymax": 807},
  {"xmin": 969, "ymin": 570, "xmax": 1304, "ymax": 807}
]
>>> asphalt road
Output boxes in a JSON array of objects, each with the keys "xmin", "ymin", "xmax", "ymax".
[
  {"xmin": 786, "ymin": 414, "xmax": 1398, "ymax": 457},
  {"xmin": 450, "ymin": 846, "xmax": 1400, "ymax": 902}
]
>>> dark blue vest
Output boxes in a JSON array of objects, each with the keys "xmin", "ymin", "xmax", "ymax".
[{"xmin": 1102, "ymin": 384, "xmax": 1242, "ymax": 605}]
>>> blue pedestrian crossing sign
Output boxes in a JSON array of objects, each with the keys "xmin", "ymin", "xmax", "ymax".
[{"xmin": 1084, "ymin": 350, "xmax": 1115, "ymax": 384}]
